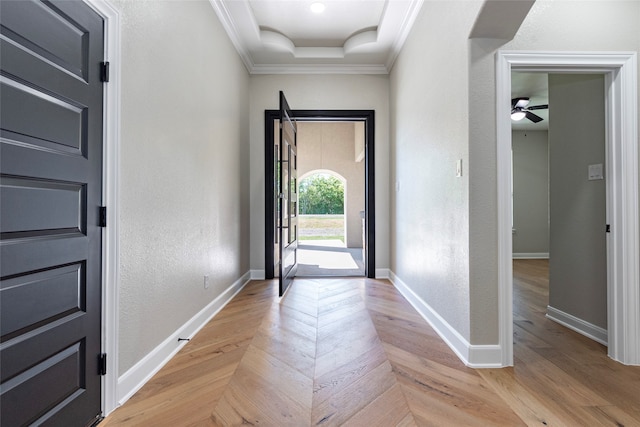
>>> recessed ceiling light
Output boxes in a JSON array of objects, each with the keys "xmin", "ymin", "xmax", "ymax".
[{"xmin": 310, "ymin": 2, "xmax": 325, "ymax": 13}]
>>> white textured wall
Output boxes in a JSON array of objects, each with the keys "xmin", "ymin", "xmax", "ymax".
[
  {"xmin": 114, "ymin": 0, "xmax": 250, "ymax": 375},
  {"xmin": 390, "ymin": 1, "xmax": 483, "ymax": 342},
  {"xmin": 467, "ymin": 0, "xmax": 640, "ymax": 344},
  {"xmin": 391, "ymin": 0, "xmax": 639, "ymax": 347},
  {"xmin": 249, "ymin": 75, "xmax": 390, "ymax": 271}
]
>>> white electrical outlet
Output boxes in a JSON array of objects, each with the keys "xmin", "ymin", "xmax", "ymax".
[{"xmin": 204, "ymin": 275, "xmax": 210, "ymax": 289}]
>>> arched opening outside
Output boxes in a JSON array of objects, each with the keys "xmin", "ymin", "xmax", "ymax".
[
  {"xmin": 298, "ymin": 170, "xmax": 347, "ymax": 243},
  {"xmin": 296, "ymin": 168, "xmax": 364, "ymax": 276}
]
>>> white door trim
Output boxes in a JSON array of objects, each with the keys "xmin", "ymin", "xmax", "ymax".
[
  {"xmin": 84, "ymin": 0, "xmax": 121, "ymax": 416},
  {"xmin": 496, "ymin": 51, "xmax": 639, "ymax": 366}
]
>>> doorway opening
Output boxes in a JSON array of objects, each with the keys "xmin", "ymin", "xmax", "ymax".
[
  {"xmin": 265, "ymin": 110, "xmax": 375, "ymax": 279},
  {"xmin": 297, "ymin": 169, "xmax": 365, "ymax": 277},
  {"xmin": 497, "ymin": 51, "xmax": 639, "ymax": 366},
  {"xmin": 512, "ymin": 70, "xmax": 610, "ymax": 374}
]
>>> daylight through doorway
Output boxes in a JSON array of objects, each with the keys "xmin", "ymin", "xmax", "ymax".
[
  {"xmin": 297, "ymin": 172, "xmax": 364, "ymax": 276},
  {"xmin": 294, "ymin": 120, "xmax": 366, "ymax": 277}
]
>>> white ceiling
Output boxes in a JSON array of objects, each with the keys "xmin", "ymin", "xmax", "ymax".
[
  {"xmin": 511, "ymin": 72, "xmax": 549, "ymax": 131},
  {"xmin": 209, "ymin": 0, "xmax": 424, "ymax": 74}
]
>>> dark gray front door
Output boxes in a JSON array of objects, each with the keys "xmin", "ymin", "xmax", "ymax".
[
  {"xmin": 1, "ymin": 1, "xmax": 105, "ymax": 425},
  {"xmin": 278, "ymin": 91, "xmax": 298, "ymax": 296}
]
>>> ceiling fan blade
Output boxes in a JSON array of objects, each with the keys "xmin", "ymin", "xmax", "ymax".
[
  {"xmin": 512, "ymin": 97, "xmax": 530, "ymax": 108},
  {"xmin": 525, "ymin": 111, "xmax": 543, "ymax": 123},
  {"xmin": 527, "ymin": 104, "xmax": 548, "ymax": 111}
]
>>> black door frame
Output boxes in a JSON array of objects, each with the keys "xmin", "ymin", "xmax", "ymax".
[{"xmin": 265, "ymin": 109, "xmax": 375, "ymax": 279}]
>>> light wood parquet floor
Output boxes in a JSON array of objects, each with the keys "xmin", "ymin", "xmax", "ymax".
[{"xmin": 102, "ymin": 260, "xmax": 640, "ymax": 426}]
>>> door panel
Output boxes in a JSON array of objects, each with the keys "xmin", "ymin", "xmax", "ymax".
[
  {"xmin": 0, "ymin": 0, "xmax": 104, "ymax": 425},
  {"xmin": 279, "ymin": 92, "xmax": 298, "ymax": 296}
]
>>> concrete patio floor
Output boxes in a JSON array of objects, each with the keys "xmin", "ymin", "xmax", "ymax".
[{"xmin": 296, "ymin": 239, "xmax": 365, "ymax": 277}]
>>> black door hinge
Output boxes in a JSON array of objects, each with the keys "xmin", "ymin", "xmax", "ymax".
[
  {"xmin": 100, "ymin": 62, "xmax": 110, "ymax": 82},
  {"xmin": 99, "ymin": 353, "xmax": 107, "ymax": 376},
  {"xmin": 606, "ymin": 224, "xmax": 611, "ymax": 233},
  {"xmin": 99, "ymin": 206, "xmax": 107, "ymax": 227}
]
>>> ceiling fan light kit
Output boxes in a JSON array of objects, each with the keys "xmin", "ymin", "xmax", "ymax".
[
  {"xmin": 510, "ymin": 97, "xmax": 548, "ymax": 123},
  {"xmin": 511, "ymin": 108, "xmax": 526, "ymax": 121}
]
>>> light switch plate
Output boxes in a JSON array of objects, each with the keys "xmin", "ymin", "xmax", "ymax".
[
  {"xmin": 588, "ymin": 163, "xmax": 604, "ymax": 180},
  {"xmin": 456, "ymin": 159, "xmax": 463, "ymax": 177}
]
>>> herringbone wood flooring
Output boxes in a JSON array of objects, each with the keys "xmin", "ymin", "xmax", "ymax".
[{"xmin": 102, "ymin": 265, "xmax": 640, "ymax": 426}]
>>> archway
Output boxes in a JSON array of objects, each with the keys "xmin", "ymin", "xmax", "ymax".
[
  {"xmin": 298, "ymin": 170, "xmax": 347, "ymax": 244},
  {"xmin": 295, "ymin": 166, "xmax": 364, "ymax": 276}
]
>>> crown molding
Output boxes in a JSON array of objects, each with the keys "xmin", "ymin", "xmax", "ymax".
[
  {"xmin": 250, "ymin": 63, "xmax": 389, "ymax": 75},
  {"xmin": 208, "ymin": 0, "xmax": 254, "ymax": 73}
]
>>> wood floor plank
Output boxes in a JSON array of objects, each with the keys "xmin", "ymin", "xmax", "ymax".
[
  {"xmin": 372, "ymin": 317, "xmax": 465, "ymax": 370},
  {"xmin": 262, "ymin": 303, "xmax": 318, "ymax": 344},
  {"xmin": 316, "ymin": 307, "xmax": 375, "ymax": 355},
  {"xmin": 401, "ymin": 383, "xmax": 524, "ymax": 427},
  {"xmin": 513, "ymin": 343, "xmax": 611, "ymax": 408},
  {"xmin": 272, "ymin": 301, "xmax": 319, "ymax": 328},
  {"xmin": 531, "ymin": 346, "xmax": 640, "ymax": 413},
  {"xmin": 251, "ymin": 322, "xmax": 316, "ymax": 376},
  {"xmin": 313, "ymin": 341, "xmax": 388, "ymax": 407},
  {"xmin": 239, "ymin": 344, "xmax": 314, "ymax": 410},
  {"xmin": 317, "ymin": 298, "xmax": 367, "ymax": 330},
  {"xmin": 477, "ymin": 368, "xmax": 564, "ymax": 426},
  {"xmin": 102, "ymin": 361, "xmax": 238, "ymax": 426},
  {"xmin": 342, "ymin": 384, "xmax": 416, "ymax": 427},
  {"xmin": 135, "ymin": 342, "xmax": 247, "ymax": 399},
  {"xmin": 318, "ymin": 290, "xmax": 364, "ymax": 316},
  {"xmin": 103, "ymin": 267, "xmax": 640, "ymax": 427},
  {"xmin": 217, "ymin": 364, "xmax": 310, "ymax": 424},
  {"xmin": 507, "ymin": 259, "xmax": 640, "ymax": 426},
  {"xmin": 311, "ymin": 360, "xmax": 397, "ymax": 426},
  {"xmin": 384, "ymin": 343, "xmax": 524, "ymax": 426},
  {"xmin": 318, "ymin": 284, "xmax": 362, "ymax": 302},
  {"xmin": 314, "ymin": 325, "xmax": 380, "ymax": 378},
  {"xmin": 211, "ymin": 382, "xmax": 282, "ymax": 426},
  {"xmin": 584, "ymin": 405, "xmax": 640, "ymax": 426}
]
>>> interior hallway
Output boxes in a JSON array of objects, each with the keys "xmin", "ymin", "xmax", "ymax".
[{"xmin": 102, "ymin": 262, "xmax": 640, "ymax": 426}]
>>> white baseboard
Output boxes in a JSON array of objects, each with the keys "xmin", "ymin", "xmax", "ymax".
[
  {"xmin": 375, "ymin": 268, "xmax": 390, "ymax": 279},
  {"xmin": 546, "ymin": 305, "xmax": 608, "ymax": 346},
  {"xmin": 468, "ymin": 345, "xmax": 504, "ymax": 367},
  {"xmin": 512, "ymin": 253, "xmax": 549, "ymax": 259},
  {"xmin": 250, "ymin": 269, "xmax": 266, "ymax": 280},
  {"xmin": 116, "ymin": 271, "xmax": 251, "ymax": 406},
  {"xmin": 388, "ymin": 270, "xmax": 503, "ymax": 368}
]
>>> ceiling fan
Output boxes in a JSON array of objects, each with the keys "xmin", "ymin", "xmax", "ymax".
[{"xmin": 511, "ymin": 97, "xmax": 548, "ymax": 123}]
